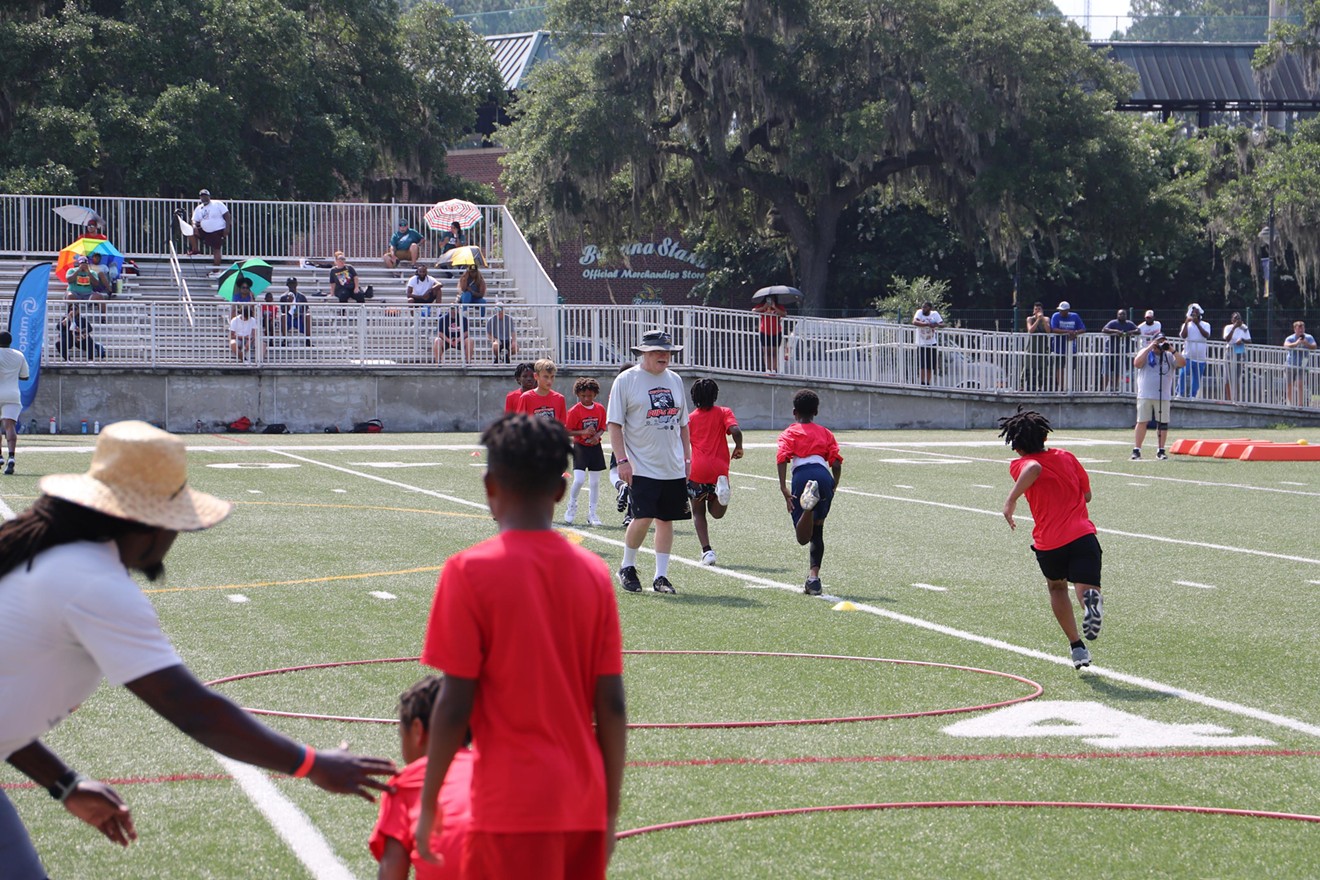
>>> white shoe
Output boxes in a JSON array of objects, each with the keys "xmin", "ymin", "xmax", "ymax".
[
  {"xmin": 587, "ymin": 513, "xmax": 604, "ymax": 526},
  {"xmin": 564, "ymin": 505, "xmax": 577, "ymax": 524},
  {"xmin": 701, "ymin": 549, "xmax": 717, "ymax": 566},
  {"xmin": 715, "ymin": 475, "xmax": 731, "ymax": 506},
  {"xmin": 800, "ymin": 480, "xmax": 820, "ymax": 511}
]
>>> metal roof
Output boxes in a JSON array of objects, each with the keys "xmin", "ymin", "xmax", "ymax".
[
  {"xmin": 1094, "ymin": 42, "xmax": 1320, "ymax": 111},
  {"xmin": 485, "ymin": 31, "xmax": 556, "ymax": 91}
]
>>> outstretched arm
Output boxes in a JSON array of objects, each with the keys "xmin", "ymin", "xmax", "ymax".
[
  {"xmin": 126, "ymin": 665, "xmax": 394, "ymax": 799},
  {"xmin": 7, "ymin": 740, "xmax": 136, "ymax": 847},
  {"xmin": 1002, "ymin": 461, "xmax": 1040, "ymax": 530}
]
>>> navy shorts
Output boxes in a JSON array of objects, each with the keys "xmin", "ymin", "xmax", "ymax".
[
  {"xmin": 1032, "ymin": 533, "xmax": 1102, "ymax": 587},
  {"xmin": 572, "ymin": 443, "xmax": 606, "ymax": 472},
  {"xmin": 790, "ymin": 462, "xmax": 834, "ymax": 525},
  {"xmin": 630, "ymin": 475, "xmax": 691, "ymax": 522}
]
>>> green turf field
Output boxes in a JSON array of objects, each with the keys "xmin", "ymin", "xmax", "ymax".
[{"xmin": 3, "ymin": 424, "xmax": 1319, "ymax": 879}]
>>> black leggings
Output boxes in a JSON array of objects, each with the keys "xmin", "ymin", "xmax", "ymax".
[{"xmin": 809, "ymin": 523, "xmax": 825, "ymax": 569}]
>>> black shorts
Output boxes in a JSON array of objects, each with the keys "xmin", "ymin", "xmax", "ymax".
[
  {"xmin": 572, "ymin": 443, "xmax": 607, "ymax": 472},
  {"xmin": 686, "ymin": 479, "xmax": 716, "ymax": 500},
  {"xmin": 760, "ymin": 331, "xmax": 782, "ymax": 348},
  {"xmin": 630, "ymin": 475, "xmax": 691, "ymax": 522},
  {"xmin": 1032, "ymin": 533, "xmax": 1102, "ymax": 587},
  {"xmin": 917, "ymin": 346, "xmax": 937, "ymax": 371}
]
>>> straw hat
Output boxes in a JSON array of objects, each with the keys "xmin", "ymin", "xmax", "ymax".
[{"xmin": 40, "ymin": 421, "xmax": 232, "ymax": 531}]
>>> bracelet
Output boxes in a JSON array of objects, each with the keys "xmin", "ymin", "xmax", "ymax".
[
  {"xmin": 292, "ymin": 746, "xmax": 317, "ymax": 778},
  {"xmin": 616, "ymin": 458, "xmax": 628, "ymax": 464},
  {"xmin": 48, "ymin": 769, "xmax": 89, "ymax": 802}
]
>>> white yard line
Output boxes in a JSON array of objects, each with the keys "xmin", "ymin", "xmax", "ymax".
[
  {"xmin": 211, "ymin": 756, "xmax": 357, "ymax": 880},
  {"xmin": 282, "ymin": 450, "xmax": 1320, "ymax": 740},
  {"xmin": 911, "ymin": 583, "xmax": 948, "ymax": 592},
  {"xmin": 1174, "ymin": 581, "xmax": 1217, "ymax": 590}
]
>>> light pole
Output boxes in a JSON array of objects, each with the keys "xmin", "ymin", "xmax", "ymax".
[{"xmin": 1262, "ymin": 195, "xmax": 1275, "ymax": 345}]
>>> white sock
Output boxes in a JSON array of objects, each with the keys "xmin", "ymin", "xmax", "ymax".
[
  {"xmin": 655, "ymin": 553, "xmax": 670, "ymax": 577},
  {"xmin": 622, "ymin": 546, "xmax": 638, "ymax": 569},
  {"xmin": 587, "ymin": 471, "xmax": 600, "ymax": 514},
  {"xmin": 609, "ymin": 466, "xmax": 621, "ymax": 487},
  {"xmin": 569, "ymin": 469, "xmax": 586, "ymax": 501}
]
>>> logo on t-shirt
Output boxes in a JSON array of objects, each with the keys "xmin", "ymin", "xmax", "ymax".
[
  {"xmin": 582, "ymin": 416, "xmax": 600, "ymax": 433},
  {"xmin": 532, "ymin": 404, "xmax": 556, "ymax": 420},
  {"xmin": 646, "ymin": 387, "xmax": 680, "ymax": 428}
]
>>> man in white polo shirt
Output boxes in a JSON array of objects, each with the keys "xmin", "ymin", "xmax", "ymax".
[
  {"xmin": 0, "ymin": 332, "xmax": 30, "ymax": 476},
  {"xmin": 190, "ymin": 188, "xmax": 230, "ymax": 273}
]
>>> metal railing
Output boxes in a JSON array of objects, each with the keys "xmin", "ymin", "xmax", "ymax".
[
  {"xmin": 12, "ymin": 301, "xmax": 1316, "ymax": 409},
  {"xmin": 0, "ymin": 195, "xmax": 506, "ymax": 266}
]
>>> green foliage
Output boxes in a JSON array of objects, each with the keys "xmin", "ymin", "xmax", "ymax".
[
  {"xmin": 872, "ymin": 276, "xmax": 953, "ymax": 322},
  {"xmin": 0, "ymin": 0, "xmax": 506, "ymax": 200}
]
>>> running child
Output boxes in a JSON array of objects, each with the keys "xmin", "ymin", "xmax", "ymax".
[
  {"xmin": 998, "ymin": 408, "xmax": 1104, "ymax": 670},
  {"xmin": 687, "ymin": 378, "xmax": 743, "ymax": 565},
  {"xmin": 775, "ymin": 389, "xmax": 843, "ymax": 596},
  {"xmin": 369, "ymin": 676, "xmax": 473, "ymax": 880},
  {"xmin": 504, "ymin": 362, "xmax": 536, "ymax": 413},
  {"xmin": 564, "ymin": 376, "xmax": 608, "ymax": 526},
  {"xmin": 517, "ymin": 357, "xmax": 567, "ymax": 422},
  {"xmin": 416, "ymin": 414, "xmax": 627, "ymax": 878}
]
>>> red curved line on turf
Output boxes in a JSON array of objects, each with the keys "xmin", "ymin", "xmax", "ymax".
[
  {"xmin": 204, "ymin": 652, "xmax": 1042, "ymax": 728},
  {"xmin": 617, "ymin": 801, "xmax": 1320, "ymax": 839},
  {"xmin": 2, "ymin": 773, "xmax": 230, "ymax": 791},
  {"xmin": 626, "ymin": 748, "xmax": 1320, "ymax": 769}
]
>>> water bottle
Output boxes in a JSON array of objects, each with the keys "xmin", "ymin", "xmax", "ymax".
[
  {"xmin": 49, "ymin": 417, "xmax": 56, "ymax": 434},
  {"xmin": 93, "ymin": 420, "xmax": 100, "ymax": 434},
  {"xmin": 80, "ymin": 419, "xmax": 88, "ymax": 434}
]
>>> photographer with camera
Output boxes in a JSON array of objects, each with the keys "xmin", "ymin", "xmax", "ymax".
[{"xmin": 1131, "ymin": 334, "xmax": 1185, "ymax": 461}]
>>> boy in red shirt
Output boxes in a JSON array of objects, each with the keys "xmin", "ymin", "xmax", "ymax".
[
  {"xmin": 564, "ymin": 377, "xmax": 607, "ymax": 526},
  {"xmin": 503, "ymin": 363, "xmax": 536, "ymax": 413},
  {"xmin": 999, "ymin": 408, "xmax": 1104, "ymax": 670},
  {"xmin": 775, "ymin": 389, "xmax": 843, "ymax": 596},
  {"xmin": 370, "ymin": 676, "xmax": 474, "ymax": 879},
  {"xmin": 416, "ymin": 414, "xmax": 628, "ymax": 879},
  {"xmin": 517, "ymin": 358, "xmax": 567, "ymax": 423},
  {"xmin": 687, "ymin": 378, "xmax": 743, "ymax": 565}
]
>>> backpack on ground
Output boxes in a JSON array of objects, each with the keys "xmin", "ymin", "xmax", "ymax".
[
  {"xmin": 351, "ymin": 419, "xmax": 383, "ymax": 433},
  {"xmin": 227, "ymin": 416, "xmax": 252, "ymax": 432}
]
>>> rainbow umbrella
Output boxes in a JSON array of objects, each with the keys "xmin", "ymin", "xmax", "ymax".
[
  {"xmin": 56, "ymin": 238, "xmax": 124, "ymax": 281},
  {"xmin": 216, "ymin": 258, "xmax": 273, "ymax": 301},
  {"xmin": 424, "ymin": 199, "xmax": 482, "ymax": 231}
]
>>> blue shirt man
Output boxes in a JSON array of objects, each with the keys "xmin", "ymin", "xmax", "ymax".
[{"xmin": 1050, "ymin": 302, "xmax": 1086, "ymax": 354}]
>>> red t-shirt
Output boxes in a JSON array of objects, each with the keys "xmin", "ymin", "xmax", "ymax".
[
  {"xmin": 776, "ymin": 421, "xmax": 843, "ymax": 466},
  {"xmin": 504, "ymin": 388, "xmax": 524, "ymax": 413},
  {"xmin": 688, "ymin": 405, "xmax": 738, "ymax": 483},
  {"xmin": 517, "ymin": 389, "xmax": 567, "ymax": 423},
  {"xmin": 1009, "ymin": 448, "xmax": 1097, "ymax": 551},
  {"xmin": 565, "ymin": 401, "xmax": 606, "ymax": 446},
  {"xmin": 757, "ymin": 302, "xmax": 786, "ymax": 335},
  {"xmin": 421, "ymin": 530, "xmax": 623, "ymax": 833},
  {"xmin": 368, "ymin": 751, "xmax": 474, "ymax": 880}
]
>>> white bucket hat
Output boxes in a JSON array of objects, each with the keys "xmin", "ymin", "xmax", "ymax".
[{"xmin": 40, "ymin": 421, "xmax": 232, "ymax": 531}]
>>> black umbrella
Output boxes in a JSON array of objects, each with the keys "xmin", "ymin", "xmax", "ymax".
[{"xmin": 752, "ymin": 285, "xmax": 804, "ymax": 303}]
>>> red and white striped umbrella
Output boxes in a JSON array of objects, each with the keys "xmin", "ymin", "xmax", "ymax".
[{"xmin": 424, "ymin": 199, "xmax": 482, "ymax": 231}]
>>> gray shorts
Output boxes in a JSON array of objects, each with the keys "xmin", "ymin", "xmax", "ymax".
[{"xmin": 0, "ymin": 789, "xmax": 47, "ymax": 879}]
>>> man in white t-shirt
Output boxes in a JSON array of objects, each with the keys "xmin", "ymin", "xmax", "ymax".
[
  {"xmin": 0, "ymin": 422, "xmax": 394, "ymax": 879},
  {"xmin": 1137, "ymin": 310, "xmax": 1162, "ymax": 343},
  {"xmin": 0, "ymin": 332, "xmax": 31, "ymax": 476},
  {"xmin": 406, "ymin": 264, "xmax": 440, "ymax": 305},
  {"xmin": 607, "ymin": 329, "xmax": 691, "ymax": 594},
  {"xmin": 228, "ymin": 306, "xmax": 260, "ymax": 362},
  {"xmin": 1177, "ymin": 303, "xmax": 1211, "ymax": 399},
  {"xmin": 1131, "ymin": 334, "xmax": 1185, "ymax": 461},
  {"xmin": 190, "ymin": 188, "xmax": 230, "ymax": 272},
  {"xmin": 912, "ymin": 301, "xmax": 944, "ymax": 386}
]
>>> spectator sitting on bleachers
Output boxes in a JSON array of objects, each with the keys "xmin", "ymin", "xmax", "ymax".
[
  {"xmin": 384, "ymin": 219, "xmax": 424, "ymax": 269},
  {"xmin": 439, "ymin": 221, "xmax": 466, "ymax": 255},
  {"xmin": 406, "ymin": 265, "xmax": 440, "ymax": 306},
  {"xmin": 66, "ymin": 257, "xmax": 105, "ymax": 302},
  {"xmin": 280, "ymin": 278, "xmax": 311, "ymax": 345},
  {"xmin": 87, "ymin": 252, "xmax": 117, "ymax": 296},
  {"xmin": 434, "ymin": 304, "xmax": 472, "ymax": 364},
  {"xmin": 330, "ymin": 251, "xmax": 364, "ymax": 303},
  {"xmin": 487, "ymin": 302, "xmax": 517, "ymax": 364},
  {"xmin": 57, "ymin": 303, "xmax": 105, "ymax": 361},
  {"xmin": 229, "ymin": 305, "xmax": 260, "ymax": 362},
  {"xmin": 230, "ymin": 275, "xmax": 255, "ymax": 319},
  {"xmin": 83, "ymin": 218, "xmax": 107, "ymax": 241},
  {"xmin": 261, "ymin": 291, "xmax": 282, "ymax": 340}
]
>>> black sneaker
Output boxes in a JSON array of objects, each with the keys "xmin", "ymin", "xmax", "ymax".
[
  {"xmin": 1082, "ymin": 589, "xmax": 1103, "ymax": 640},
  {"xmin": 617, "ymin": 566, "xmax": 642, "ymax": 592},
  {"xmin": 652, "ymin": 575, "xmax": 676, "ymax": 594},
  {"xmin": 3, "ymin": 458, "xmax": 12, "ymax": 475},
  {"xmin": 804, "ymin": 576, "xmax": 822, "ymax": 596},
  {"xmin": 1156, "ymin": 449, "xmax": 1168, "ymax": 460},
  {"xmin": 1130, "ymin": 449, "xmax": 1141, "ymax": 461},
  {"xmin": 622, "ymin": 514, "xmax": 632, "ymax": 527},
  {"xmin": 616, "ymin": 482, "xmax": 631, "ymax": 513}
]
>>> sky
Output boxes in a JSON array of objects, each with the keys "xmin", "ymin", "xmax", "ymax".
[{"xmin": 1054, "ymin": 0, "xmax": 1136, "ymax": 30}]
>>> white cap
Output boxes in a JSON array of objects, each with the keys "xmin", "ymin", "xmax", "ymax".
[
  {"xmin": 1144, "ymin": 310, "xmax": 1155, "ymax": 318},
  {"xmin": 1057, "ymin": 301, "xmax": 1071, "ymax": 311}
]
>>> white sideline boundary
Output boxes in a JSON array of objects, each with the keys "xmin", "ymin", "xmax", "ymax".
[
  {"xmin": 275, "ymin": 449, "xmax": 1320, "ymax": 741},
  {"xmin": 212, "ymin": 755, "xmax": 356, "ymax": 880}
]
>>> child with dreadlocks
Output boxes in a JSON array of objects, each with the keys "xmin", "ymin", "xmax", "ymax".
[
  {"xmin": 776, "ymin": 389, "xmax": 843, "ymax": 596},
  {"xmin": 999, "ymin": 408, "xmax": 1104, "ymax": 670},
  {"xmin": 564, "ymin": 376, "xmax": 607, "ymax": 525},
  {"xmin": 687, "ymin": 378, "xmax": 743, "ymax": 565},
  {"xmin": 369, "ymin": 675, "xmax": 473, "ymax": 879},
  {"xmin": 416, "ymin": 413, "xmax": 627, "ymax": 877}
]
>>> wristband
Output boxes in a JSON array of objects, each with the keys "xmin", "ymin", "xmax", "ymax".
[
  {"xmin": 292, "ymin": 746, "xmax": 317, "ymax": 778},
  {"xmin": 48, "ymin": 769, "xmax": 89, "ymax": 802},
  {"xmin": 617, "ymin": 458, "xmax": 628, "ymax": 464}
]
